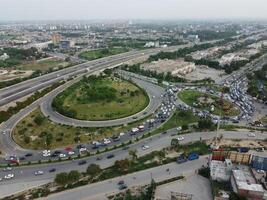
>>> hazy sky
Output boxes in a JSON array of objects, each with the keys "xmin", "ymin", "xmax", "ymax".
[{"xmin": 0, "ymin": 0, "xmax": 267, "ymax": 21}]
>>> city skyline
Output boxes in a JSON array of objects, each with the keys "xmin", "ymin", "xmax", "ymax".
[{"xmin": 0, "ymin": 0, "xmax": 267, "ymax": 21}]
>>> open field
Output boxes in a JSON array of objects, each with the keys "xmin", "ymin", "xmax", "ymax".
[
  {"xmin": 178, "ymin": 90, "xmax": 240, "ymax": 116},
  {"xmin": 12, "ymin": 108, "xmax": 151, "ymax": 150},
  {"xmin": 17, "ymin": 58, "xmax": 70, "ymax": 72},
  {"xmin": 152, "ymin": 110, "xmax": 199, "ymax": 135},
  {"xmin": 79, "ymin": 48, "xmax": 129, "ymax": 60},
  {"xmin": 54, "ymin": 76, "xmax": 149, "ymax": 120}
]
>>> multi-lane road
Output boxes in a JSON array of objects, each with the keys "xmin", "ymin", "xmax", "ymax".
[
  {"xmin": 0, "ymin": 46, "xmax": 180, "ymax": 107},
  {"xmin": 0, "ymin": 129, "xmax": 266, "ymax": 198},
  {"xmin": 0, "ymin": 36, "xmax": 267, "ymax": 198}
]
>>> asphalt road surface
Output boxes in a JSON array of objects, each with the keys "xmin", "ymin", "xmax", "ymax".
[
  {"xmin": 0, "ymin": 130, "xmax": 266, "ymax": 198},
  {"xmin": 40, "ymin": 158, "xmax": 208, "ymax": 200}
]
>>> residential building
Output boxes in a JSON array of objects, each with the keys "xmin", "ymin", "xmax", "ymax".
[
  {"xmin": 231, "ymin": 167, "xmax": 264, "ymax": 200},
  {"xmin": 210, "ymin": 159, "xmax": 233, "ymax": 181}
]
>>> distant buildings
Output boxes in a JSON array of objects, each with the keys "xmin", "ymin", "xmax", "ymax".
[
  {"xmin": 144, "ymin": 41, "xmax": 160, "ymax": 48},
  {"xmin": 141, "ymin": 59, "xmax": 196, "ymax": 76},
  {"xmin": 187, "ymin": 34, "xmax": 200, "ymax": 43},
  {"xmin": 51, "ymin": 33, "xmax": 62, "ymax": 45},
  {"xmin": 59, "ymin": 40, "xmax": 75, "ymax": 50}
]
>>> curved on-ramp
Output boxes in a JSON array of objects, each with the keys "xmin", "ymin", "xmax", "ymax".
[{"xmin": 40, "ymin": 75, "xmax": 164, "ymax": 127}]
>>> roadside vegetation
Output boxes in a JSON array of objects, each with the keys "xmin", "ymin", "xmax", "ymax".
[
  {"xmin": 0, "ymin": 47, "xmax": 44, "ymax": 68},
  {"xmin": 151, "ymin": 110, "xmax": 199, "ymax": 135},
  {"xmin": 17, "ymin": 58, "xmax": 70, "ymax": 72},
  {"xmin": 0, "ymin": 81, "xmax": 64, "ymax": 123},
  {"xmin": 79, "ymin": 48, "xmax": 129, "ymax": 60},
  {"xmin": 178, "ymin": 90, "xmax": 240, "ymax": 116},
  {"xmin": 52, "ymin": 74, "xmax": 149, "ymax": 121},
  {"xmin": 247, "ymin": 64, "xmax": 267, "ymax": 101},
  {"xmin": 12, "ymin": 108, "xmax": 151, "ymax": 150},
  {"xmin": 121, "ymin": 64, "xmax": 185, "ymax": 83}
]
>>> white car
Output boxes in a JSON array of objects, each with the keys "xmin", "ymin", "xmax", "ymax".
[
  {"xmin": 34, "ymin": 171, "xmax": 44, "ymax": 176},
  {"xmin": 68, "ymin": 151, "xmax": 75, "ymax": 156},
  {"xmin": 103, "ymin": 138, "xmax": 111, "ymax": 145},
  {"xmin": 79, "ymin": 147, "xmax": 87, "ymax": 153},
  {"xmin": 248, "ymin": 133, "xmax": 256, "ymax": 137},
  {"xmin": 4, "ymin": 174, "xmax": 14, "ymax": 179},
  {"xmin": 119, "ymin": 132, "xmax": 125, "ymax": 136},
  {"xmin": 43, "ymin": 152, "xmax": 51, "ymax": 157},
  {"xmin": 59, "ymin": 153, "xmax": 66, "ymax": 158},
  {"xmin": 177, "ymin": 136, "xmax": 184, "ymax": 141},
  {"xmin": 142, "ymin": 145, "xmax": 150, "ymax": 150},
  {"xmin": 42, "ymin": 150, "xmax": 51, "ymax": 157},
  {"xmin": 3, "ymin": 167, "xmax": 12, "ymax": 171},
  {"xmin": 176, "ymin": 127, "xmax": 182, "ymax": 131},
  {"xmin": 257, "ymin": 170, "xmax": 265, "ymax": 174}
]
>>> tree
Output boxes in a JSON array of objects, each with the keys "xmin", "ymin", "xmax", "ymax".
[
  {"xmin": 128, "ymin": 149, "xmax": 138, "ymax": 161},
  {"xmin": 157, "ymin": 151, "xmax": 166, "ymax": 164},
  {"xmin": 55, "ymin": 172, "xmax": 68, "ymax": 185},
  {"xmin": 68, "ymin": 170, "xmax": 80, "ymax": 183},
  {"xmin": 34, "ymin": 115, "xmax": 45, "ymax": 125},
  {"xmin": 86, "ymin": 164, "xmax": 102, "ymax": 177},
  {"xmin": 182, "ymin": 124, "xmax": 189, "ymax": 130},
  {"xmin": 171, "ymin": 138, "xmax": 179, "ymax": 147},
  {"xmin": 229, "ymin": 192, "xmax": 247, "ymax": 200},
  {"xmin": 198, "ymin": 119, "xmax": 213, "ymax": 129},
  {"xmin": 114, "ymin": 159, "xmax": 130, "ymax": 171}
]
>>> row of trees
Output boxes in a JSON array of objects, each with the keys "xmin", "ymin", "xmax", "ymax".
[
  {"xmin": 247, "ymin": 64, "xmax": 267, "ymax": 100},
  {"xmin": 0, "ymin": 82, "xmax": 63, "ymax": 123},
  {"xmin": 0, "ymin": 47, "xmax": 44, "ymax": 68},
  {"xmin": 122, "ymin": 64, "xmax": 185, "ymax": 83}
]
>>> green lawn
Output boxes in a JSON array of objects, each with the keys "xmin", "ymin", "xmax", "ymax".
[
  {"xmin": 152, "ymin": 110, "xmax": 199, "ymax": 135},
  {"xmin": 17, "ymin": 59, "xmax": 69, "ymax": 72},
  {"xmin": 12, "ymin": 108, "xmax": 151, "ymax": 150},
  {"xmin": 54, "ymin": 76, "xmax": 149, "ymax": 121},
  {"xmin": 79, "ymin": 48, "xmax": 129, "ymax": 60},
  {"xmin": 178, "ymin": 90, "xmax": 240, "ymax": 116}
]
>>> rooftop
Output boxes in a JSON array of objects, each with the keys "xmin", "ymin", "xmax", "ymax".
[{"xmin": 232, "ymin": 167, "xmax": 264, "ymax": 193}]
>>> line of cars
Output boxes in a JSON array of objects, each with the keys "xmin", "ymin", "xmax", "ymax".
[
  {"xmin": 2, "ymin": 86, "xmax": 177, "ymax": 166},
  {"xmin": 228, "ymin": 77, "xmax": 254, "ymax": 122}
]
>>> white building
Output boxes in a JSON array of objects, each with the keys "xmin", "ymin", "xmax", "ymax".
[
  {"xmin": 210, "ymin": 159, "xmax": 233, "ymax": 182},
  {"xmin": 0, "ymin": 53, "xmax": 9, "ymax": 61}
]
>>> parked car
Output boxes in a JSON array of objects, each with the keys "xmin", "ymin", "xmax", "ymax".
[
  {"xmin": 188, "ymin": 153, "xmax": 199, "ymax": 161},
  {"xmin": 177, "ymin": 154, "xmax": 187, "ymax": 164},
  {"xmin": 118, "ymin": 184, "xmax": 128, "ymax": 190}
]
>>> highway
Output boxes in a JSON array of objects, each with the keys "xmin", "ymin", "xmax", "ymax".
[
  {"xmin": 0, "ymin": 129, "xmax": 266, "ymax": 198},
  {"xmin": 0, "ymin": 46, "xmax": 180, "ymax": 107},
  {"xmin": 40, "ymin": 158, "xmax": 208, "ymax": 200}
]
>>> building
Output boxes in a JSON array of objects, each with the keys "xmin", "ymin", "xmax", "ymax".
[
  {"xmin": 210, "ymin": 159, "xmax": 233, "ymax": 181},
  {"xmin": 51, "ymin": 33, "xmax": 61, "ymax": 45},
  {"xmin": 250, "ymin": 155, "xmax": 267, "ymax": 171},
  {"xmin": 0, "ymin": 53, "xmax": 9, "ymax": 61},
  {"xmin": 187, "ymin": 35, "xmax": 199, "ymax": 43},
  {"xmin": 141, "ymin": 59, "xmax": 196, "ymax": 76},
  {"xmin": 218, "ymin": 53, "xmax": 248, "ymax": 66},
  {"xmin": 59, "ymin": 40, "xmax": 75, "ymax": 50},
  {"xmin": 231, "ymin": 167, "xmax": 265, "ymax": 200}
]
